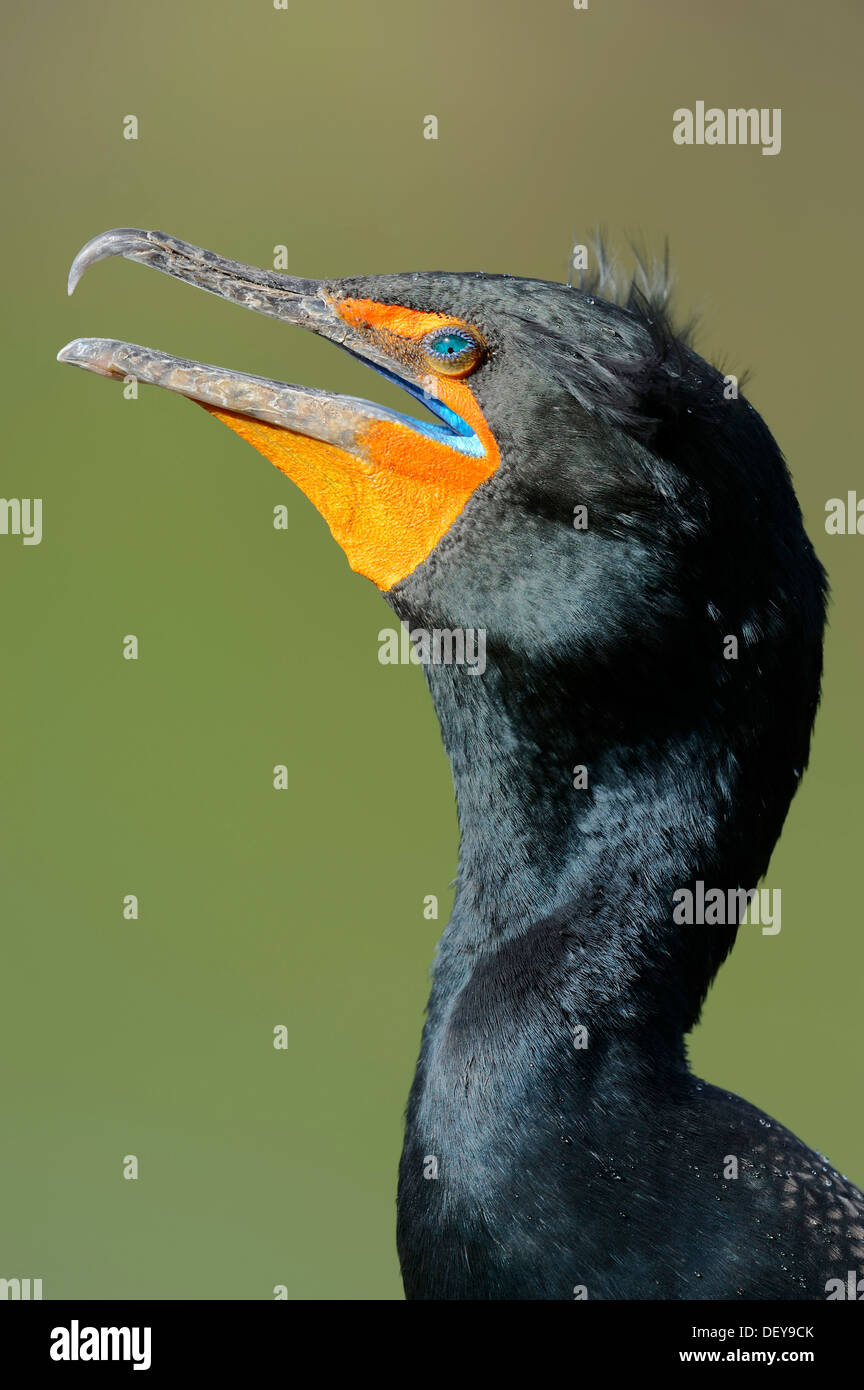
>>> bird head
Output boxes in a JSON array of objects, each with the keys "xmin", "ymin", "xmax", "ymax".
[{"xmin": 57, "ymin": 227, "xmax": 825, "ymax": 755}]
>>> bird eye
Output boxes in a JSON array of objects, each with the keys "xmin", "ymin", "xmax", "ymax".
[{"xmin": 421, "ymin": 327, "xmax": 484, "ymax": 377}]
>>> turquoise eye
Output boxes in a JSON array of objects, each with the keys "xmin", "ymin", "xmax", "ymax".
[
  {"xmin": 432, "ymin": 332, "xmax": 472, "ymax": 358},
  {"xmin": 422, "ymin": 326, "xmax": 484, "ymax": 377}
]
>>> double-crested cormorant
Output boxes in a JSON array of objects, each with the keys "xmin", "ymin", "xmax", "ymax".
[{"xmin": 59, "ymin": 229, "xmax": 863, "ymax": 1300}]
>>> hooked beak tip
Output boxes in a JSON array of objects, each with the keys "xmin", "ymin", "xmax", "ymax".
[{"xmin": 66, "ymin": 227, "xmax": 154, "ymax": 300}]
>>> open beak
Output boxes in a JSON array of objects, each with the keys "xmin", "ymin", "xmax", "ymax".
[
  {"xmin": 58, "ymin": 227, "xmax": 438, "ymax": 447},
  {"xmin": 57, "ymin": 228, "xmax": 498, "ymax": 590}
]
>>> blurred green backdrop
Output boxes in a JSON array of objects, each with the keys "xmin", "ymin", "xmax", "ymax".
[{"xmin": 1, "ymin": 0, "xmax": 861, "ymax": 1299}]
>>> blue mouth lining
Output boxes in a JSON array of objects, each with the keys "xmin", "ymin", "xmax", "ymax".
[{"xmin": 347, "ymin": 354, "xmax": 486, "ymax": 459}]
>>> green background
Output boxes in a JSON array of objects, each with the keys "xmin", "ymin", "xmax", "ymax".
[{"xmin": 1, "ymin": 0, "xmax": 861, "ymax": 1299}]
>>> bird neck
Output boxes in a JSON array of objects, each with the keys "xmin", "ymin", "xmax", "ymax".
[
  {"xmin": 422, "ymin": 648, "xmax": 755, "ymax": 1040},
  {"xmin": 396, "ymin": 645, "xmax": 779, "ymax": 1291}
]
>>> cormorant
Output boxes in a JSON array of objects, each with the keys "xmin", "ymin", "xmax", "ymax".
[{"xmin": 59, "ymin": 229, "xmax": 864, "ymax": 1300}]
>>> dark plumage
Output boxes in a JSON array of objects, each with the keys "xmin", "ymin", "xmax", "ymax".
[
  {"xmin": 59, "ymin": 229, "xmax": 862, "ymax": 1300},
  {"xmin": 371, "ymin": 265, "xmax": 860, "ymax": 1299}
]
